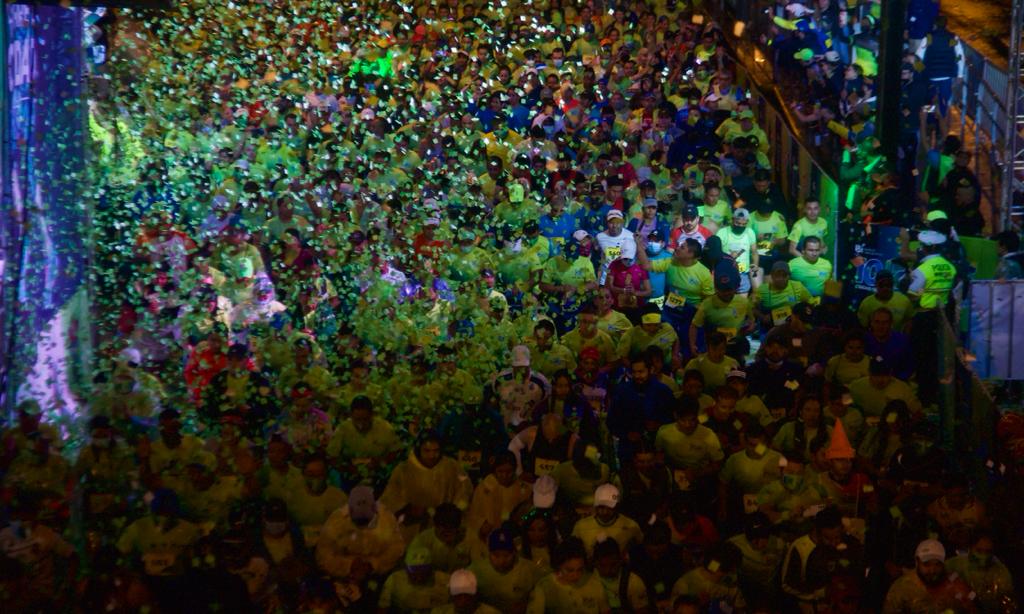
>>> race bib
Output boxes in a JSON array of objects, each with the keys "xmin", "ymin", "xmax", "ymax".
[
  {"xmin": 665, "ymin": 292, "xmax": 687, "ymax": 309},
  {"xmin": 604, "ymin": 245, "xmax": 622, "ymax": 261},
  {"xmin": 743, "ymin": 494, "xmax": 760, "ymax": 514},
  {"xmin": 771, "ymin": 306, "xmax": 792, "ymax": 326},
  {"xmin": 458, "ymin": 449, "xmax": 482, "ymax": 470},
  {"xmin": 673, "ymin": 468, "xmax": 692, "ymax": 491},
  {"xmin": 738, "ymin": 261, "xmax": 749, "ymax": 273},
  {"xmin": 534, "ymin": 457, "xmax": 559, "ymax": 476},
  {"xmin": 143, "ymin": 552, "xmax": 177, "ymax": 576},
  {"xmin": 717, "ymin": 327, "xmax": 738, "ymax": 340}
]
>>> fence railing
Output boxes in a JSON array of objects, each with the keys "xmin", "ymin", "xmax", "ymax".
[{"xmin": 957, "ymin": 42, "xmax": 1014, "ymax": 231}]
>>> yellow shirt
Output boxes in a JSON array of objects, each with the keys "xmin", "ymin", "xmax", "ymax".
[
  {"xmin": 684, "ymin": 354, "xmax": 739, "ymax": 392},
  {"xmin": 655, "ymin": 423, "xmax": 724, "ymax": 469}
]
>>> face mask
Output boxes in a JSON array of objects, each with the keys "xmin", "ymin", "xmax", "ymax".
[
  {"xmin": 731, "ymin": 223, "xmax": 746, "ymax": 234},
  {"xmin": 264, "ymin": 521, "xmax": 288, "ymax": 536},
  {"xmin": 553, "ymin": 59, "xmax": 564, "ymax": 68},
  {"xmin": 305, "ymin": 478, "xmax": 327, "ymax": 494},
  {"xmin": 646, "ymin": 242, "xmax": 664, "ymax": 255},
  {"xmin": 782, "ymin": 474, "xmax": 804, "ymax": 491}
]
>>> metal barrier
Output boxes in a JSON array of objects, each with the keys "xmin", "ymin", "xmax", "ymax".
[
  {"xmin": 969, "ymin": 280, "xmax": 1024, "ymax": 380},
  {"xmin": 957, "ymin": 42, "xmax": 1014, "ymax": 231}
]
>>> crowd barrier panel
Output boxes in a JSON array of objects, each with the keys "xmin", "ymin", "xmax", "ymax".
[{"xmin": 969, "ymin": 280, "xmax": 1024, "ymax": 381}]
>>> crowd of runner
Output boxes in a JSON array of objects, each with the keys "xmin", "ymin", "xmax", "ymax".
[{"xmin": 1, "ymin": 0, "xmax": 1020, "ymax": 612}]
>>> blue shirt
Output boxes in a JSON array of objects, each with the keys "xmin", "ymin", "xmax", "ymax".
[
  {"xmin": 539, "ymin": 212, "xmax": 578, "ymax": 256},
  {"xmin": 645, "ymin": 251, "xmax": 673, "ymax": 299},
  {"xmin": 576, "ymin": 203, "xmax": 612, "ymax": 236}
]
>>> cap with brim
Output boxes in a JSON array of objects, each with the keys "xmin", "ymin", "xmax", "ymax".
[
  {"xmin": 915, "ymin": 539, "xmax": 945, "ymax": 563},
  {"xmin": 405, "ymin": 546, "xmax": 432, "ymax": 569},
  {"xmin": 449, "ymin": 569, "xmax": 478, "ymax": 596},
  {"xmin": 925, "ymin": 210, "xmax": 949, "ymax": 222},
  {"xmin": 533, "ymin": 475, "xmax": 558, "ymax": 508},
  {"xmin": 572, "ymin": 229, "xmax": 590, "ymax": 242},
  {"xmin": 771, "ymin": 261, "xmax": 791, "ymax": 274},
  {"xmin": 682, "ymin": 205, "xmax": 700, "ymax": 219},
  {"xmin": 727, "ymin": 369, "xmax": 747, "ymax": 380},
  {"xmin": 594, "ymin": 483, "xmax": 620, "ymax": 508},
  {"xmin": 643, "ymin": 197, "xmax": 659, "ymax": 208},
  {"xmin": 606, "ymin": 210, "xmax": 624, "ymax": 220},
  {"xmin": 738, "ymin": 110, "xmax": 754, "ymax": 119},
  {"xmin": 917, "ymin": 230, "xmax": 947, "ymax": 246},
  {"xmin": 732, "ymin": 208, "xmax": 750, "ymax": 220}
]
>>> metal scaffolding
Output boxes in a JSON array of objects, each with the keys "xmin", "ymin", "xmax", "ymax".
[{"xmin": 1005, "ymin": 0, "xmax": 1024, "ymax": 226}]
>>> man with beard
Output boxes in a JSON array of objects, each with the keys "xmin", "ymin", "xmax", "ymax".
[{"xmin": 882, "ymin": 539, "xmax": 977, "ymax": 613}]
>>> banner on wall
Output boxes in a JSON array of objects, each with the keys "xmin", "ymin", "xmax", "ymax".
[
  {"xmin": 835, "ymin": 223, "xmax": 905, "ymax": 309},
  {"xmin": 2, "ymin": 4, "xmax": 91, "ymax": 425}
]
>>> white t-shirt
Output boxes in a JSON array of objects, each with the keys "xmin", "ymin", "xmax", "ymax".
[{"xmin": 596, "ymin": 231, "xmax": 636, "ymax": 283}]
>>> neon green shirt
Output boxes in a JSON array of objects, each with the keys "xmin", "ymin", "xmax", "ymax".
[
  {"xmin": 789, "ymin": 257, "xmax": 832, "ymax": 297},
  {"xmin": 788, "ymin": 217, "xmax": 828, "ymax": 246},
  {"xmin": 655, "ymin": 423, "xmax": 724, "ymax": 469},
  {"xmin": 693, "ymin": 295, "xmax": 752, "ymax": 334},
  {"xmin": 755, "ymin": 281, "xmax": 812, "ymax": 312},
  {"xmin": 528, "ymin": 572, "xmax": 609, "ymax": 614},
  {"xmin": 720, "ymin": 448, "xmax": 784, "ymax": 495},
  {"xmin": 856, "ymin": 292, "xmax": 914, "ymax": 330},
  {"xmin": 617, "ymin": 323, "xmax": 679, "ymax": 363},
  {"xmin": 650, "ymin": 259, "xmax": 714, "ymax": 307},
  {"xmin": 469, "ymin": 557, "xmax": 541, "ymax": 611},
  {"xmin": 379, "ymin": 569, "xmax": 450, "ymax": 612},
  {"xmin": 684, "ymin": 354, "xmax": 739, "ymax": 392},
  {"xmin": 561, "ymin": 328, "xmax": 617, "ymax": 365},
  {"xmin": 751, "ymin": 211, "xmax": 788, "ymax": 255},
  {"xmin": 716, "ymin": 227, "xmax": 757, "ymax": 273},
  {"xmin": 598, "ymin": 310, "xmax": 633, "ymax": 342}
]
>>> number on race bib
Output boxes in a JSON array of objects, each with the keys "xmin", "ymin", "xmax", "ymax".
[
  {"xmin": 771, "ymin": 306, "xmax": 792, "ymax": 326},
  {"xmin": 458, "ymin": 449, "xmax": 482, "ymax": 469},
  {"xmin": 534, "ymin": 458, "xmax": 560, "ymax": 476},
  {"xmin": 665, "ymin": 292, "xmax": 687, "ymax": 309},
  {"xmin": 143, "ymin": 552, "xmax": 177, "ymax": 575}
]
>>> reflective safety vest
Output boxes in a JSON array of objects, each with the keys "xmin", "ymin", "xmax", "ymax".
[{"xmin": 915, "ymin": 256, "xmax": 955, "ymax": 309}]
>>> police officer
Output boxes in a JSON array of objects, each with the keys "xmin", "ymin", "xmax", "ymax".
[{"xmin": 907, "ymin": 230, "xmax": 955, "ymax": 405}]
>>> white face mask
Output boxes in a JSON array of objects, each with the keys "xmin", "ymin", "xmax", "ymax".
[{"xmin": 646, "ymin": 242, "xmax": 664, "ymax": 255}]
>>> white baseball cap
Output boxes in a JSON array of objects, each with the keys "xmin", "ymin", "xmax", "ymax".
[
  {"xmin": 915, "ymin": 539, "xmax": 946, "ymax": 563},
  {"xmin": 572, "ymin": 229, "xmax": 590, "ymax": 242},
  {"xmin": 918, "ymin": 230, "xmax": 947, "ymax": 246},
  {"xmin": 594, "ymin": 483, "xmax": 620, "ymax": 508},
  {"xmin": 534, "ymin": 475, "xmax": 558, "ymax": 508},
  {"xmin": 606, "ymin": 209, "xmax": 624, "ymax": 221},
  {"xmin": 449, "ymin": 569, "xmax": 478, "ymax": 595}
]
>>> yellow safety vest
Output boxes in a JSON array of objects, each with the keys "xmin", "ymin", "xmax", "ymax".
[{"xmin": 915, "ymin": 256, "xmax": 955, "ymax": 309}]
